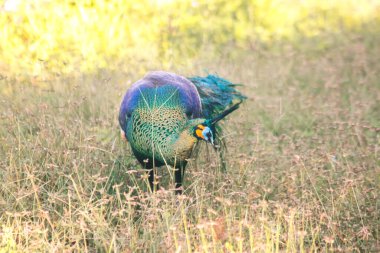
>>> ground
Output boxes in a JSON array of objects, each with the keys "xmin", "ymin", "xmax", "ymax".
[{"xmin": 0, "ymin": 31, "xmax": 379, "ymax": 252}]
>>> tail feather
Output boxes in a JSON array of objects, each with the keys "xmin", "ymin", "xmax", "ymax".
[
  {"xmin": 208, "ymin": 101, "xmax": 243, "ymax": 125},
  {"xmin": 189, "ymin": 74, "xmax": 246, "ymax": 119}
]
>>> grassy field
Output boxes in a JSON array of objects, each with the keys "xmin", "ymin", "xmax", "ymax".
[{"xmin": 1, "ymin": 30, "xmax": 379, "ymax": 252}]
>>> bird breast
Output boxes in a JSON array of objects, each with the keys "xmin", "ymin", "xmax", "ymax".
[{"xmin": 127, "ymin": 105, "xmax": 196, "ymax": 166}]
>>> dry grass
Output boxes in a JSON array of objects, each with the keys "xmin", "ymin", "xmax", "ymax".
[{"xmin": 0, "ymin": 31, "xmax": 379, "ymax": 252}]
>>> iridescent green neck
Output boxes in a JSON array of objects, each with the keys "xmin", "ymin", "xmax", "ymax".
[{"xmin": 170, "ymin": 119, "xmax": 204, "ymax": 164}]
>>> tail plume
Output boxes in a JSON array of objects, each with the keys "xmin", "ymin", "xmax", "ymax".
[
  {"xmin": 208, "ymin": 100, "xmax": 243, "ymax": 125},
  {"xmin": 189, "ymin": 74, "xmax": 246, "ymax": 119}
]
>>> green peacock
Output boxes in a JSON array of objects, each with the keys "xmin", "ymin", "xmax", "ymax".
[{"xmin": 119, "ymin": 71, "xmax": 246, "ymax": 193}]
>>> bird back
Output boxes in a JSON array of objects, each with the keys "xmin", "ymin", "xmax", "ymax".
[{"xmin": 119, "ymin": 71, "xmax": 202, "ymax": 135}]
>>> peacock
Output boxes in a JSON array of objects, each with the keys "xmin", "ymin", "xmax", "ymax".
[{"xmin": 119, "ymin": 71, "xmax": 246, "ymax": 193}]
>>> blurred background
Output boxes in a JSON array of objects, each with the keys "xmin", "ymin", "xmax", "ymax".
[{"xmin": 1, "ymin": 0, "xmax": 379, "ymax": 80}]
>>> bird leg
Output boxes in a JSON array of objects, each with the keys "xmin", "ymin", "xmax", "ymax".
[
  {"xmin": 148, "ymin": 168, "xmax": 159, "ymax": 193},
  {"xmin": 175, "ymin": 166, "xmax": 186, "ymax": 194}
]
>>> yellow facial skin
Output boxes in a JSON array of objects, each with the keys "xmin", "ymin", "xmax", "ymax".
[{"xmin": 195, "ymin": 124, "xmax": 205, "ymax": 139}]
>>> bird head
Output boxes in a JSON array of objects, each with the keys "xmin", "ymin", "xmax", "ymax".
[
  {"xmin": 193, "ymin": 100, "xmax": 243, "ymax": 146},
  {"xmin": 194, "ymin": 123, "xmax": 215, "ymax": 145}
]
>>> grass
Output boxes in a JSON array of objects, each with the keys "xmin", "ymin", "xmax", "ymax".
[{"xmin": 0, "ymin": 30, "xmax": 379, "ymax": 252}]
